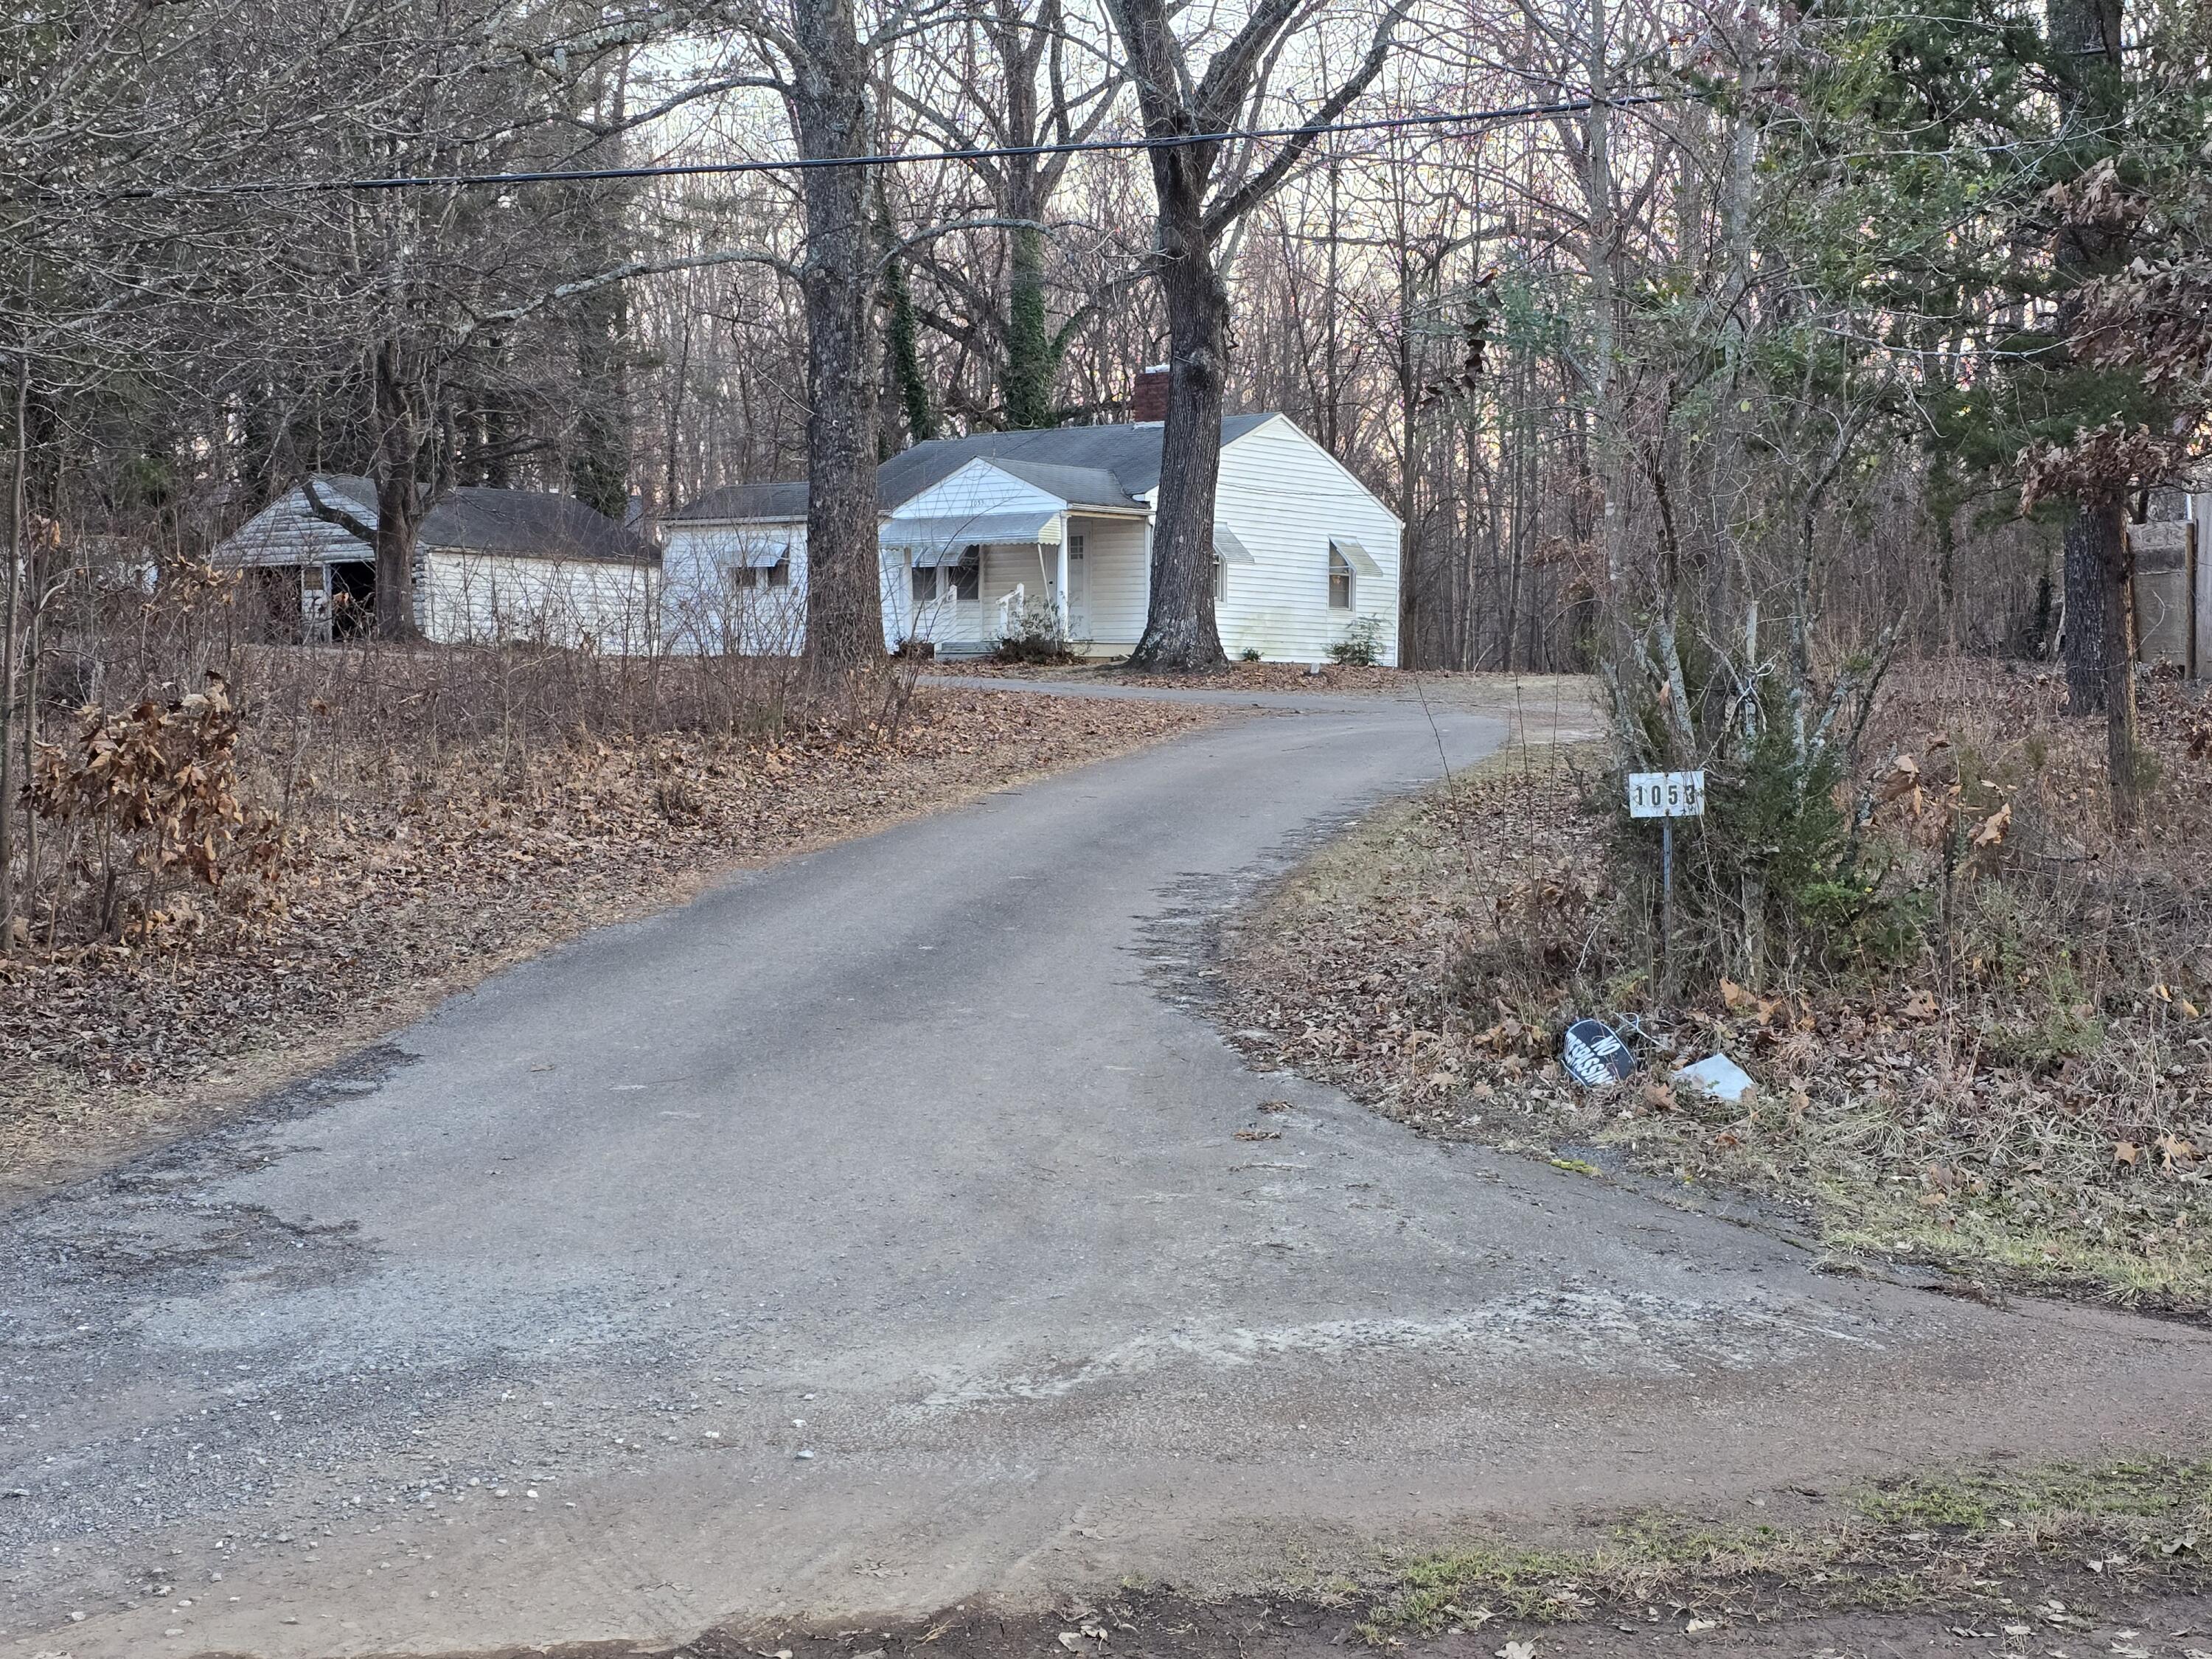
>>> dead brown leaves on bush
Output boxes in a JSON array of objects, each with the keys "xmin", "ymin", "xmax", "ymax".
[{"xmin": 26, "ymin": 672, "xmax": 285, "ymax": 945}]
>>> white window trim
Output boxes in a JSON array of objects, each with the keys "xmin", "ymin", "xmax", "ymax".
[{"xmin": 1327, "ymin": 544, "xmax": 1354, "ymax": 610}]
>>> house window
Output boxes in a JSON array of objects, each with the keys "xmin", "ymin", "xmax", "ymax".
[
  {"xmin": 915, "ymin": 548, "xmax": 979, "ymax": 604},
  {"xmin": 725, "ymin": 549, "xmax": 790, "ymax": 590},
  {"xmin": 1328, "ymin": 543, "xmax": 1354, "ymax": 609},
  {"xmin": 1214, "ymin": 556, "xmax": 1229, "ymax": 603}
]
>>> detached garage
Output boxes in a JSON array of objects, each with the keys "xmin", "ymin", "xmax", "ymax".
[{"xmin": 215, "ymin": 474, "xmax": 659, "ymax": 652}]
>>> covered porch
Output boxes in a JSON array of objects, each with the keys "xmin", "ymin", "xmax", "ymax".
[{"xmin": 880, "ymin": 508, "xmax": 1149, "ymax": 656}]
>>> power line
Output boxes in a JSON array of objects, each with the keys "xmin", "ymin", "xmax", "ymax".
[{"xmin": 150, "ymin": 93, "xmax": 1669, "ymax": 197}]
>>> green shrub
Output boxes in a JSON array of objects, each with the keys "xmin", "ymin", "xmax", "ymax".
[{"xmin": 1327, "ymin": 616, "xmax": 1383, "ymax": 666}]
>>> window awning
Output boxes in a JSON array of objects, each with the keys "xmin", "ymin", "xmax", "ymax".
[
  {"xmin": 1331, "ymin": 537, "xmax": 1382, "ymax": 578},
  {"xmin": 1214, "ymin": 525, "xmax": 1256, "ymax": 565},
  {"xmin": 720, "ymin": 540, "xmax": 790, "ymax": 569},
  {"xmin": 883, "ymin": 510, "xmax": 1062, "ymax": 563}
]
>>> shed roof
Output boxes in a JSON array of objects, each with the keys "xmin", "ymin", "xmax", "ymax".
[
  {"xmin": 292, "ymin": 475, "xmax": 657, "ymax": 564},
  {"xmin": 671, "ymin": 415, "xmax": 1277, "ymax": 524}
]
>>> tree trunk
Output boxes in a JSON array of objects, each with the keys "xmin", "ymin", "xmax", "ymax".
[
  {"xmin": 1003, "ymin": 220, "xmax": 1054, "ymax": 430},
  {"xmin": 1576, "ymin": 0, "xmax": 1635, "ymax": 678},
  {"xmin": 1001, "ymin": 142, "xmax": 1055, "ymax": 430},
  {"xmin": 2051, "ymin": 0, "xmax": 2124, "ymax": 715},
  {"xmin": 1129, "ymin": 183, "xmax": 1228, "ymax": 672},
  {"xmin": 2062, "ymin": 498, "xmax": 2110, "ymax": 714},
  {"xmin": 372, "ymin": 338, "xmax": 425, "ymax": 641},
  {"xmin": 0, "ymin": 352, "xmax": 25, "ymax": 948},
  {"xmin": 2086, "ymin": 493, "xmax": 2139, "ymax": 821},
  {"xmin": 884, "ymin": 240, "xmax": 936, "ymax": 446},
  {"xmin": 792, "ymin": 0, "xmax": 885, "ymax": 678},
  {"xmin": 1103, "ymin": 0, "xmax": 1399, "ymax": 669}
]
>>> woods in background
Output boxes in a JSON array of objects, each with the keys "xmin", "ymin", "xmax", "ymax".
[{"xmin": 4, "ymin": 0, "xmax": 2210, "ymax": 821}]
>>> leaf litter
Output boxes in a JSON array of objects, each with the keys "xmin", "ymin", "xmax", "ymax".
[
  {"xmin": 1215, "ymin": 666, "xmax": 2212, "ymax": 1310},
  {"xmin": 0, "ymin": 686, "xmax": 1215, "ymax": 1192}
]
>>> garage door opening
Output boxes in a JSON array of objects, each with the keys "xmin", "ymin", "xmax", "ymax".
[{"xmin": 330, "ymin": 560, "xmax": 375, "ymax": 639}]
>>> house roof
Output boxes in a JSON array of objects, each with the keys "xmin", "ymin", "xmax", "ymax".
[
  {"xmin": 666, "ymin": 479, "xmax": 811, "ymax": 524},
  {"xmin": 304, "ymin": 475, "xmax": 657, "ymax": 563},
  {"xmin": 964, "ymin": 459, "xmax": 1144, "ymax": 512},
  {"xmin": 671, "ymin": 415, "xmax": 1277, "ymax": 524}
]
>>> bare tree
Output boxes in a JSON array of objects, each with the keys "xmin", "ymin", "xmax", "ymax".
[
  {"xmin": 1104, "ymin": 0, "xmax": 1411, "ymax": 669},
  {"xmin": 891, "ymin": 0, "xmax": 1126, "ymax": 428}
]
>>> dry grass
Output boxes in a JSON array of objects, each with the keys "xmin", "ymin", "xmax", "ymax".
[
  {"xmin": 1356, "ymin": 1453, "xmax": 2212, "ymax": 1643},
  {"xmin": 1217, "ymin": 662, "xmax": 2212, "ymax": 1308}
]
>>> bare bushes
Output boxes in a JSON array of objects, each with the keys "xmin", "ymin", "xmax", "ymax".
[
  {"xmin": 1425, "ymin": 666, "xmax": 2212, "ymax": 1301},
  {"xmin": 3, "ymin": 557, "xmax": 910, "ymax": 954},
  {"xmin": 992, "ymin": 596, "xmax": 1081, "ymax": 664}
]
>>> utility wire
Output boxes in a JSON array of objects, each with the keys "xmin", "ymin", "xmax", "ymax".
[{"xmin": 139, "ymin": 92, "xmax": 1669, "ymax": 197}]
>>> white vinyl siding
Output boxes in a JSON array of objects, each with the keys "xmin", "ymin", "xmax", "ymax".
[
  {"xmin": 218, "ymin": 485, "xmax": 659, "ymax": 651},
  {"xmin": 978, "ymin": 541, "xmax": 1057, "ymax": 616},
  {"xmin": 1071, "ymin": 516, "xmax": 1148, "ymax": 648},
  {"xmin": 894, "ymin": 459, "xmax": 1064, "ymax": 532},
  {"xmin": 660, "ymin": 521, "xmax": 810, "ymax": 655},
  {"xmin": 888, "ymin": 546, "xmax": 989, "ymax": 649},
  {"xmin": 1211, "ymin": 417, "xmax": 1402, "ymax": 664},
  {"xmin": 417, "ymin": 549, "xmax": 657, "ymax": 653}
]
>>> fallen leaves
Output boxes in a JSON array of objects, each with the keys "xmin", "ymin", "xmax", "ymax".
[
  {"xmin": 1214, "ymin": 671, "xmax": 2212, "ymax": 1305},
  {"xmin": 0, "ymin": 687, "xmax": 1218, "ymax": 1172}
]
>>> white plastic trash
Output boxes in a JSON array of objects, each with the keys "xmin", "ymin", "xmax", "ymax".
[{"xmin": 1674, "ymin": 1053, "xmax": 1756, "ymax": 1105}]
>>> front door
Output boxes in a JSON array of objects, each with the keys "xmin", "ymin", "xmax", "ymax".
[{"xmin": 1065, "ymin": 534, "xmax": 1088, "ymax": 638}]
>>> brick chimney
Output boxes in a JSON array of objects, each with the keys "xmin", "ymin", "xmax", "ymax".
[{"xmin": 1132, "ymin": 363, "xmax": 1171, "ymax": 422}]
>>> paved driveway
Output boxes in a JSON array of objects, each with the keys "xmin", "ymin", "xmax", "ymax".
[{"xmin": 4, "ymin": 691, "xmax": 2209, "ymax": 1658}]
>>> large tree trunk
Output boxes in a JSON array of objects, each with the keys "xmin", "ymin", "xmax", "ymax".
[
  {"xmin": 793, "ymin": 0, "xmax": 884, "ymax": 679},
  {"xmin": 0, "ymin": 352, "xmax": 25, "ymax": 947},
  {"xmin": 1002, "ymin": 218, "xmax": 1054, "ymax": 430},
  {"xmin": 1129, "ymin": 182, "xmax": 1228, "ymax": 672},
  {"xmin": 372, "ymin": 338, "xmax": 425, "ymax": 641},
  {"xmin": 2051, "ymin": 0, "xmax": 2124, "ymax": 715},
  {"xmin": 1103, "ymin": 0, "xmax": 1399, "ymax": 670},
  {"xmin": 998, "ymin": 65, "xmax": 1054, "ymax": 431}
]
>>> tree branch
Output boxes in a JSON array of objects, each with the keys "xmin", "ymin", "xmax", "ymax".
[
  {"xmin": 458, "ymin": 248, "xmax": 794, "ymax": 339},
  {"xmin": 299, "ymin": 477, "xmax": 376, "ymax": 546},
  {"xmin": 1203, "ymin": 0, "xmax": 1413, "ymax": 241}
]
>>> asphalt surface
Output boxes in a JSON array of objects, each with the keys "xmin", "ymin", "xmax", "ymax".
[{"xmin": 4, "ymin": 687, "xmax": 2211, "ymax": 1659}]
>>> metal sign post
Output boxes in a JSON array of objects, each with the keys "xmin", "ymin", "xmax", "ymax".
[{"xmin": 1627, "ymin": 769, "xmax": 1705, "ymax": 996}]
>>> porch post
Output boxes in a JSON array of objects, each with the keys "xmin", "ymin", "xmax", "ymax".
[{"xmin": 1055, "ymin": 514, "xmax": 1070, "ymax": 638}]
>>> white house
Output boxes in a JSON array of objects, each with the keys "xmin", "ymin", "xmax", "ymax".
[
  {"xmin": 214, "ymin": 475, "xmax": 659, "ymax": 650},
  {"xmin": 659, "ymin": 414, "xmax": 1401, "ymax": 664}
]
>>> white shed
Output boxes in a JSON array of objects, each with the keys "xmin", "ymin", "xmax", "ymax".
[
  {"xmin": 660, "ymin": 414, "xmax": 1402, "ymax": 664},
  {"xmin": 214, "ymin": 475, "xmax": 660, "ymax": 652}
]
